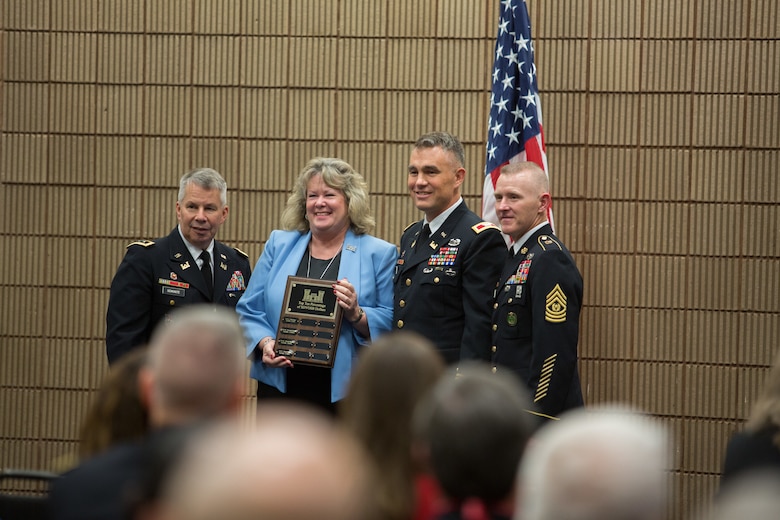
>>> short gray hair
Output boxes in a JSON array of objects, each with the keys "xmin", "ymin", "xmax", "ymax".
[
  {"xmin": 517, "ymin": 405, "xmax": 670, "ymax": 520},
  {"xmin": 178, "ymin": 168, "xmax": 228, "ymax": 207}
]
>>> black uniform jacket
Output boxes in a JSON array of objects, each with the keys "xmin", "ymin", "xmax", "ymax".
[
  {"xmin": 394, "ymin": 202, "xmax": 506, "ymax": 364},
  {"xmin": 105, "ymin": 227, "xmax": 251, "ymax": 364},
  {"xmin": 49, "ymin": 426, "xmax": 200, "ymax": 520},
  {"xmin": 49, "ymin": 439, "xmax": 146, "ymax": 520},
  {"xmin": 491, "ymin": 224, "xmax": 583, "ymax": 418}
]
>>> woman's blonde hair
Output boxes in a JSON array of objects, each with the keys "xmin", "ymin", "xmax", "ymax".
[{"xmin": 280, "ymin": 157, "xmax": 375, "ymax": 235}]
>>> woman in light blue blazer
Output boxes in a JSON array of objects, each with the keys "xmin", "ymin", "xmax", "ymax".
[{"xmin": 236, "ymin": 158, "xmax": 396, "ymax": 412}]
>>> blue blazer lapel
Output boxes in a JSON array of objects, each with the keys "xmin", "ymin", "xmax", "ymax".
[
  {"xmin": 273, "ymin": 231, "xmax": 310, "ymax": 288},
  {"xmin": 338, "ymin": 230, "xmax": 360, "ymax": 282}
]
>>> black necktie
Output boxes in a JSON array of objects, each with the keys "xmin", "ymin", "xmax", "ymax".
[
  {"xmin": 200, "ymin": 250, "xmax": 213, "ymax": 299},
  {"xmin": 501, "ymin": 246, "xmax": 518, "ymax": 282},
  {"xmin": 415, "ymin": 223, "xmax": 430, "ymax": 251}
]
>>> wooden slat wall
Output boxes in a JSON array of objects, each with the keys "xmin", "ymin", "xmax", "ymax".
[{"xmin": 1, "ymin": 1, "xmax": 778, "ymax": 518}]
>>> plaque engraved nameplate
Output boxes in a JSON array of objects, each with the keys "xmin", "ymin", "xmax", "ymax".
[{"xmin": 274, "ymin": 276, "xmax": 343, "ymax": 367}]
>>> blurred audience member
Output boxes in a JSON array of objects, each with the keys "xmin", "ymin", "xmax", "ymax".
[
  {"xmin": 413, "ymin": 362, "xmax": 536, "ymax": 520},
  {"xmin": 158, "ymin": 403, "xmax": 377, "ymax": 520},
  {"xmin": 721, "ymin": 350, "xmax": 780, "ymax": 488},
  {"xmin": 708, "ymin": 469, "xmax": 780, "ymax": 520},
  {"xmin": 517, "ymin": 405, "xmax": 670, "ymax": 520},
  {"xmin": 51, "ymin": 348, "xmax": 150, "ymax": 473},
  {"xmin": 125, "ymin": 421, "xmax": 206, "ymax": 520},
  {"xmin": 340, "ymin": 331, "xmax": 446, "ymax": 520},
  {"xmin": 80, "ymin": 347, "xmax": 150, "ymax": 460},
  {"xmin": 49, "ymin": 305, "xmax": 246, "ymax": 520}
]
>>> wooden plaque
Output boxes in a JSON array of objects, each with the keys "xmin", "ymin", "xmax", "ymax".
[{"xmin": 274, "ymin": 276, "xmax": 342, "ymax": 368}]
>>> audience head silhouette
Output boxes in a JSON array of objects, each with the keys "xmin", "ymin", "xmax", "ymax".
[
  {"xmin": 413, "ymin": 361, "xmax": 536, "ymax": 514},
  {"xmin": 141, "ymin": 305, "xmax": 246, "ymax": 426},
  {"xmin": 159, "ymin": 403, "xmax": 377, "ymax": 520},
  {"xmin": 516, "ymin": 405, "xmax": 670, "ymax": 520}
]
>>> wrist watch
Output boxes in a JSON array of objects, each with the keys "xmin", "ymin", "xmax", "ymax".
[{"xmin": 349, "ymin": 307, "xmax": 364, "ymax": 323}]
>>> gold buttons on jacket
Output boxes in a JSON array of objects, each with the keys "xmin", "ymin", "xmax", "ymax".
[
  {"xmin": 397, "ymin": 320, "xmax": 404, "ymax": 328},
  {"xmin": 399, "ymin": 300, "xmax": 406, "ymax": 308},
  {"xmin": 491, "ymin": 345, "xmax": 497, "ymax": 353},
  {"xmin": 492, "ymin": 324, "xmax": 497, "ymax": 331},
  {"xmin": 169, "ymin": 300, "xmax": 175, "ymax": 306},
  {"xmin": 405, "ymin": 279, "xmax": 411, "ymax": 286},
  {"xmin": 491, "ymin": 366, "xmax": 497, "ymax": 373},
  {"xmin": 493, "ymin": 302, "xmax": 498, "ymax": 309},
  {"xmin": 433, "ymin": 277, "xmax": 440, "ymax": 283}
]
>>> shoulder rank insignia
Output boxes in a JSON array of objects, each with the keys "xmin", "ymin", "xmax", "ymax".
[
  {"xmin": 126, "ymin": 239, "xmax": 154, "ymax": 249},
  {"xmin": 403, "ymin": 221, "xmax": 418, "ymax": 233},
  {"xmin": 545, "ymin": 284, "xmax": 567, "ymax": 323},
  {"xmin": 472, "ymin": 221, "xmax": 499, "ymax": 234},
  {"xmin": 233, "ymin": 247, "xmax": 249, "ymax": 259},
  {"xmin": 538, "ymin": 235, "xmax": 562, "ymax": 251}
]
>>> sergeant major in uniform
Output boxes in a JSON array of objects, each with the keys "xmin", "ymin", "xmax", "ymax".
[
  {"xmin": 394, "ymin": 132, "xmax": 506, "ymax": 364},
  {"xmin": 106, "ymin": 167, "xmax": 251, "ymax": 365},
  {"xmin": 491, "ymin": 161, "xmax": 583, "ymax": 419}
]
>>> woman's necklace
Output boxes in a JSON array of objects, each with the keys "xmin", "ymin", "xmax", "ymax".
[{"xmin": 307, "ymin": 241, "xmax": 342, "ymax": 279}]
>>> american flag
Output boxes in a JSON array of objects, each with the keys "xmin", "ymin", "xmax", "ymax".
[{"xmin": 483, "ymin": 0, "xmax": 553, "ymax": 231}]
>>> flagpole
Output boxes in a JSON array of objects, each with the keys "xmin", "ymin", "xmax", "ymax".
[{"xmin": 483, "ymin": 0, "xmax": 553, "ymax": 233}]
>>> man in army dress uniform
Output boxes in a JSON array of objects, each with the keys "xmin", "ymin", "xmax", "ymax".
[
  {"xmin": 491, "ymin": 161, "xmax": 583, "ymax": 419},
  {"xmin": 106, "ymin": 167, "xmax": 251, "ymax": 365},
  {"xmin": 394, "ymin": 132, "xmax": 506, "ymax": 364}
]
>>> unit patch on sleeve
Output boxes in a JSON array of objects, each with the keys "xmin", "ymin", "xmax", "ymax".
[{"xmin": 227, "ymin": 271, "xmax": 246, "ymax": 291}]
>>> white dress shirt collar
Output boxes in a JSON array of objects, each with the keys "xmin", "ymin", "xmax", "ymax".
[{"xmin": 424, "ymin": 197, "xmax": 464, "ymax": 236}]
